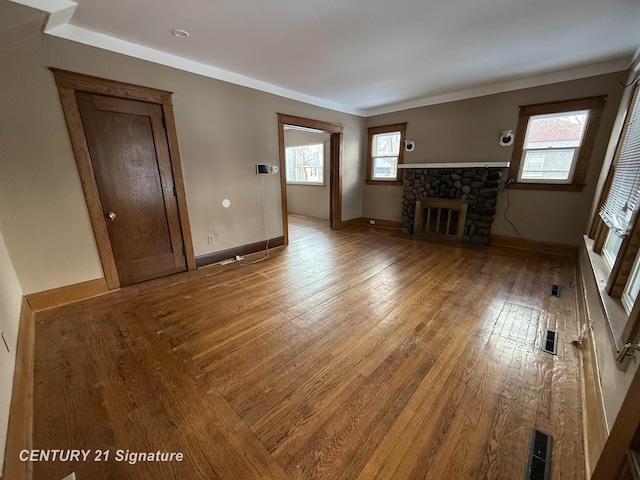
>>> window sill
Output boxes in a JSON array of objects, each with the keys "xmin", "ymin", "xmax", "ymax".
[
  {"xmin": 584, "ymin": 236, "xmax": 628, "ymax": 353},
  {"xmin": 508, "ymin": 182, "xmax": 585, "ymax": 192},
  {"xmin": 365, "ymin": 179, "xmax": 402, "ymax": 186}
]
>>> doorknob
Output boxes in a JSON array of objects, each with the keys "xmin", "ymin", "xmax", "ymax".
[{"xmin": 108, "ymin": 212, "xmax": 116, "ymax": 221}]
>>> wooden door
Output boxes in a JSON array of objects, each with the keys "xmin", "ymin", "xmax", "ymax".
[{"xmin": 76, "ymin": 92, "xmax": 186, "ymax": 286}]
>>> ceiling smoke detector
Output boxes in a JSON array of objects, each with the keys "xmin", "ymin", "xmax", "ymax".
[{"xmin": 172, "ymin": 29, "xmax": 190, "ymax": 39}]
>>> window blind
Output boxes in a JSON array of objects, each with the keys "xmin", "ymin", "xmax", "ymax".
[{"xmin": 600, "ymin": 86, "xmax": 640, "ymax": 237}]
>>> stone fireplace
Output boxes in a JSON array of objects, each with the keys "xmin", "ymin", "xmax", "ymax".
[{"xmin": 400, "ymin": 164, "xmax": 507, "ymax": 244}]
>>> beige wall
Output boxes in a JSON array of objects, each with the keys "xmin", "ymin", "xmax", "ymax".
[
  {"xmin": 0, "ymin": 2, "xmax": 365, "ymax": 294},
  {"xmin": 579, "ymin": 56, "xmax": 640, "ymax": 436},
  {"xmin": 364, "ymin": 72, "xmax": 625, "ymax": 245},
  {"xmin": 580, "ymin": 245, "xmax": 638, "ymax": 430},
  {"xmin": 284, "ymin": 130, "xmax": 331, "ymax": 220},
  {"xmin": 0, "ymin": 227, "xmax": 24, "ymax": 472}
]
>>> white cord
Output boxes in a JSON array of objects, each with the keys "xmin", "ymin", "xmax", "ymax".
[
  {"xmin": 241, "ymin": 175, "xmax": 270, "ymax": 264},
  {"xmin": 502, "ymin": 185, "xmax": 574, "ymax": 287}
]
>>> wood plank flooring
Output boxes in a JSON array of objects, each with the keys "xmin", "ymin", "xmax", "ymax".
[{"xmin": 31, "ymin": 215, "xmax": 585, "ymax": 479}]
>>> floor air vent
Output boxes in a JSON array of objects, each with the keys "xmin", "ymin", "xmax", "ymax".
[
  {"xmin": 525, "ymin": 428, "xmax": 552, "ymax": 480},
  {"xmin": 543, "ymin": 330, "xmax": 557, "ymax": 355}
]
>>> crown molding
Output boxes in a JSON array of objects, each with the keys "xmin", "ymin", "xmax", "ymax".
[
  {"xmin": 9, "ymin": 0, "xmax": 636, "ymax": 118},
  {"xmin": 9, "ymin": 0, "xmax": 365, "ymax": 116},
  {"xmin": 364, "ymin": 58, "xmax": 632, "ymax": 117}
]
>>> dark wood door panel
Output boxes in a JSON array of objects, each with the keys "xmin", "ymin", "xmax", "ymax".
[{"xmin": 76, "ymin": 92, "xmax": 186, "ymax": 286}]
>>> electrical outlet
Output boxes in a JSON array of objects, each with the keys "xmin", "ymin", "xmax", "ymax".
[
  {"xmin": 271, "ymin": 165, "xmax": 279, "ymax": 174},
  {"xmin": 369, "ymin": 219, "xmax": 376, "ymax": 225},
  {"xmin": 207, "ymin": 234, "xmax": 214, "ymax": 244}
]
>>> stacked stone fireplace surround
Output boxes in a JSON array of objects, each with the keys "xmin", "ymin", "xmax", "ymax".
[{"xmin": 400, "ymin": 167, "xmax": 504, "ymax": 244}]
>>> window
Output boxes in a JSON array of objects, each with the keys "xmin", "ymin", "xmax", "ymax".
[
  {"xmin": 602, "ymin": 229, "xmax": 623, "ymax": 271},
  {"xmin": 622, "ymin": 251, "xmax": 640, "ymax": 314},
  {"xmin": 366, "ymin": 123, "xmax": 407, "ymax": 185},
  {"xmin": 588, "ymin": 84, "xmax": 640, "ymax": 351},
  {"xmin": 285, "ymin": 143, "xmax": 324, "ymax": 185},
  {"xmin": 508, "ymin": 96, "xmax": 606, "ymax": 191},
  {"xmin": 519, "ymin": 110, "xmax": 589, "ymax": 182}
]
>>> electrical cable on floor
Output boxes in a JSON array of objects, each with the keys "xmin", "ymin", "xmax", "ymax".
[
  {"xmin": 501, "ymin": 182, "xmax": 574, "ymax": 288},
  {"xmin": 241, "ymin": 175, "xmax": 270, "ymax": 265}
]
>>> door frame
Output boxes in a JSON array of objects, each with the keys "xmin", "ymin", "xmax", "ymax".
[
  {"xmin": 277, "ymin": 113, "xmax": 343, "ymax": 244},
  {"xmin": 51, "ymin": 68, "xmax": 196, "ymax": 290},
  {"xmin": 591, "ymin": 362, "xmax": 640, "ymax": 479}
]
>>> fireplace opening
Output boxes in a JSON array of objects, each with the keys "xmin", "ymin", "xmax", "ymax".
[{"xmin": 413, "ymin": 198, "xmax": 468, "ymax": 242}]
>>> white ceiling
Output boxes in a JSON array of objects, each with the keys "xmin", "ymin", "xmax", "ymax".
[{"xmin": 11, "ymin": 0, "xmax": 640, "ymax": 116}]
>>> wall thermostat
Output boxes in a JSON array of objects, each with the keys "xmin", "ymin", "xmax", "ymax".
[{"xmin": 256, "ymin": 164, "xmax": 269, "ymax": 175}]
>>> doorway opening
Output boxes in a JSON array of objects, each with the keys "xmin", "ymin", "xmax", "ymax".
[{"xmin": 277, "ymin": 114, "xmax": 343, "ymax": 245}]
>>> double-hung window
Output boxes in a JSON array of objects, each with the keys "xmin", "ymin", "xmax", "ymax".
[
  {"xmin": 589, "ymin": 84, "xmax": 640, "ymax": 347},
  {"xmin": 519, "ymin": 110, "xmax": 589, "ymax": 182},
  {"xmin": 366, "ymin": 123, "xmax": 406, "ymax": 185},
  {"xmin": 508, "ymin": 96, "xmax": 606, "ymax": 191}
]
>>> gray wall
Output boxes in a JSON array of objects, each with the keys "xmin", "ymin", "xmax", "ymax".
[
  {"xmin": 0, "ymin": 2, "xmax": 365, "ymax": 294},
  {"xmin": 364, "ymin": 72, "xmax": 625, "ymax": 246}
]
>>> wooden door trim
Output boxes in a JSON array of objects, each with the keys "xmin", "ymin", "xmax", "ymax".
[
  {"xmin": 55, "ymin": 85, "xmax": 120, "ymax": 288},
  {"xmin": 2, "ymin": 298, "xmax": 34, "ymax": 480},
  {"xmin": 277, "ymin": 114, "xmax": 343, "ymax": 245},
  {"xmin": 51, "ymin": 69, "xmax": 196, "ymax": 290},
  {"xmin": 591, "ymin": 362, "xmax": 640, "ymax": 479},
  {"xmin": 162, "ymin": 103, "xmax": 195, "ymax": 270},
  {"xmin": 51, "ymin": 68, "xmax": 173, "ymax": 105},
  {"xmin": 330, "ymin": 131, "xmax": 343, "ymax": 232}
]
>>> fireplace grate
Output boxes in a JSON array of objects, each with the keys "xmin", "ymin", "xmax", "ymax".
[{"xmin": 413, "ymin": 198, "xmax": 468, "ymax": 242}]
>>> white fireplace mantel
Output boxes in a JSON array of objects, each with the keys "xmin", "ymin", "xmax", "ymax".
[{"xmin": 398, "ymin": 162, "xmax": 510, "ymax": 169}]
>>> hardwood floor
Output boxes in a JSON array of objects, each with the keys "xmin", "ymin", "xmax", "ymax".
[{"xmin": 31, "ymin": 215, "xmax": 584, "ymax": 479}]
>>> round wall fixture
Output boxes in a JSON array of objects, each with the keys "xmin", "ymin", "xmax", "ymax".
[
  {"xmin": 222, "ymin": 199, "xmax": 231, "ymax": 208},
  {"xmin": 499, "ymin": 130, "xmax": 514, "ymax": 147},
  {"xmin": 172, "ymin": 29, "xmax": 190, "ymax": 39}
]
